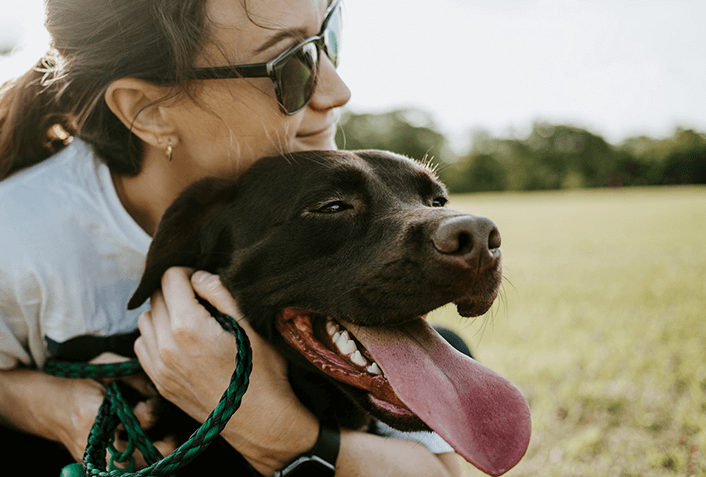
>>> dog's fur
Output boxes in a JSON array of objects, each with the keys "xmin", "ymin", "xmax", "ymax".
[{"xmin": 128, "ymin": 150, "xmax": 503, "ymax": 468}]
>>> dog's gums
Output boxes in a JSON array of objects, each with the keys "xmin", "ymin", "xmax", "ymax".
[{"xmin": 275, "ymin": 308, "xmax": 414, "ymax": 417}]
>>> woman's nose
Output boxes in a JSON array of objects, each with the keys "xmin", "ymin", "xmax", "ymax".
[{"xmin": 308, "ymin": 57, "xmax": 351, "ymax": 111}]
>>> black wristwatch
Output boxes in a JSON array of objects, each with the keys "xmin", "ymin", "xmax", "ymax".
[{"xmin": 272, "ymin": 425, "xmax": 340, "ymax": 477}]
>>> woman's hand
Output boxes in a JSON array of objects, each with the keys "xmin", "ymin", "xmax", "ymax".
[
  {"xmin": 134, "ymin": 267, "xmax": 250, "ymax": 419},
  {"xmin": 0, "ymin": 364, "xmax": 174, "ymax": 470},
  {"xmin": 134, "ymin": 267, "xmax": 318, "ymax": 474},
  {"xmin": 51, "ymin": 373, "xmax": 106, "ymax": 462},
  {"xmin": 59, "ymin": 353, "xmax": 177, "ymax": 467},
  {"xmin": 87, "ymin": 353, "xmax": 178, "ymax": 468}
]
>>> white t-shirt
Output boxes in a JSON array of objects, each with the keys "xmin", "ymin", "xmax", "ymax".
[{"xmin": 0, "ymin": 139, "xmax": 453, "ymax": 455}]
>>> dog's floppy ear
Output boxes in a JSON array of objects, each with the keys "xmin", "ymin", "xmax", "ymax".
[{"xmin": 127, "ymin": 178, "xmax": 236, "ymax": 310}]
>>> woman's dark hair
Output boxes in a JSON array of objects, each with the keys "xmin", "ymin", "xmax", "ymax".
[{"xmin": 0, "ymin": 0, "xmax": 210, "ymax": 180}]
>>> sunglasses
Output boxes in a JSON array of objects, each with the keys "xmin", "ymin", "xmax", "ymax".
[{"xmin": 190, "ymin": 0, "xmax": 342, "ymax": 115}]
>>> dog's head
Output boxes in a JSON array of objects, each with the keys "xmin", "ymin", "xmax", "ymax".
[{"xmin": 128, "ymin": 150, "xmax": 530, "ymax": 476}]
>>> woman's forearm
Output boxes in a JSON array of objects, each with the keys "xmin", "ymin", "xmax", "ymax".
[
  {"xmin": 218, "ymin": 395, "xmax": 319, "ymax": 475},
  {"xmin": 336, "ymin": 429, "xmax": 457, "ymax": 477},
  {"xmin": 220, "ymin": 412, "xmax": 458, "ymax": 477},
  {"xmin": 0, "ymin": 367, "xmax": 104, "ymax": 455},
  {"xmin": 0, "ymin": 367, "xmax": 65, "ymax": 437}
]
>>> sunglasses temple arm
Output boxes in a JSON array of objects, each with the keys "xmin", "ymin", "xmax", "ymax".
[{"xmin": 190, "ymin": 64, "xmax": 270, "ymax": 80}]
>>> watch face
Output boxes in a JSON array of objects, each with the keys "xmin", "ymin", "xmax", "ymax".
[{"xmin": 280, "ymin": 456, "xmax": 335, "ymax": 477}]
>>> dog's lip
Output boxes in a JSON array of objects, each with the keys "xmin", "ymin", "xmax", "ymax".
[
  {"xmin": 453, "ymin": 294, "xmax": 495, "ymax": 317},
  {"xmin": 275, "ymin": 308, "xmax": 411, "ymax": 411}
]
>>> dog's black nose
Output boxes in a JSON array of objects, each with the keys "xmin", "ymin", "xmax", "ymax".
[{"xmin": 432, "ymin": 215, "xmax": 501, "ymax": 266}]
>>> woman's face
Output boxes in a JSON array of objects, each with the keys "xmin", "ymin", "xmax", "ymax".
[{"xmin": 166, "ymin": 0, "xmax": 351, "ymax": 181}]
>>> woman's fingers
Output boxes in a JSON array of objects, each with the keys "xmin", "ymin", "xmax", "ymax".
[
  {"xmin": 88, "ymin": 351, "xmax": 162, "ymax": 430},
  {"xmin": 160, "ymin": 267, "xmax": 213, "ymax": 329},
  {"xmin": 131, "ymin": 395, "xmax": 164, "ymax": 430},
  {"xmin": 189, "ymin": 271, "xmax": 276, "ymax": 357},
  {"xmin": 111, "ymin": 431, "xmax": 179, "ymax": 470},
  {"xmin": 190, "ymin": 270, "xmax": 243, "ymax": 321}
]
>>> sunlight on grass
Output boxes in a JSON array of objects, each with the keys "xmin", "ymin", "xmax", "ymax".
[{"xmin": 427, "ymin": 186, "xmax": 706, "ymax": 476}]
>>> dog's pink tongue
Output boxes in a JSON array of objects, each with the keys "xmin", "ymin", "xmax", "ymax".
[{"xmin": 348, "ymin": 319, "xmax": 531, "ymax": 476}]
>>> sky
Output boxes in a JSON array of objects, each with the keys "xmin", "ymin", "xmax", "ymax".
[{"xmin": 1, "ymin": 0, "xmax": 705, "ymax": 152}]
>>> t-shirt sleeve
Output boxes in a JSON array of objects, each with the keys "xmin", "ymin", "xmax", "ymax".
[
  {"xmin": 0, "ymin": 189, "xmax": 54, "ymax": 369},
  {"xmin": 0, "ymin": 268, "xmax": 37, "ymax": 369}
]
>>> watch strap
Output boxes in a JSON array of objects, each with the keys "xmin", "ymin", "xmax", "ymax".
[
  {"xmin": 273, "ymin": 424, "xmax": 340, "ymax": 476},
  {"xmin": 310, "ymin": 425, "xmax": 340, "ymax": 467}
]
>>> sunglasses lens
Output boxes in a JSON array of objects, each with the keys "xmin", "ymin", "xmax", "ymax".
[
  {"xmin": 275, "ymin": 1, "xmax": 341, "ymax": 114},
  {"xmin": 277, "ymin": 42, "xmax": 319, "ymax": 114},
  {"xmin": 324, "ymin": 4, "xmax": 342, "ymax": 67}
]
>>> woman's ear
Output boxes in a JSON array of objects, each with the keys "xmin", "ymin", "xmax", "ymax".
[{"xmin": 105, "ymin": 78, "xmax": 178, "ymax": 148}]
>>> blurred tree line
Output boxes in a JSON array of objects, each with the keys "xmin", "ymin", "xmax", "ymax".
[{"xmin": 335, "ymin": 109, "xmax": 706, "ymax": 193}]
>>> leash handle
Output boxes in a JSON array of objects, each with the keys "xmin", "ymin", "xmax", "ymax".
[{"xmin": 50, "ymin": 311, "xmax": 252, "ymax": 477}]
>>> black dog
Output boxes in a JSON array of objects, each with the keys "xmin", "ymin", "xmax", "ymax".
[{"xmin": 128, "ymin": 150, "xmax": 531, "ymax": 476}]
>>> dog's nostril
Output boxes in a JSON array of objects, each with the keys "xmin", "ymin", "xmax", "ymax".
[
  {"xmin": 488, "ymin": 229, "xmax": 501, "ymax": 250},
  {"xmin": 456, "ymin": 231, "xmax": 473, "ymax": 255}
]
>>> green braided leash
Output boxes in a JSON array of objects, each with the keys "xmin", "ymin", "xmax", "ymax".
[{"xmin": 45, "ymin": 311, "xmax": 252, "ymax": 477}]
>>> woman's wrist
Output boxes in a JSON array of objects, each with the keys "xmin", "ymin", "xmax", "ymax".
[{"xmin": 219, "ymin": 399, "xmax": 319, "ymax": 475}]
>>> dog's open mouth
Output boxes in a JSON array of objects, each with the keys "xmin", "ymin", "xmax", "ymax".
[
  {"xmin": 275, "ymin": 308, "xmax": 415, "ymax": 418},
  {"xmin": 276, "ymin": 306, "xmax": 533, "ymax": 477}
]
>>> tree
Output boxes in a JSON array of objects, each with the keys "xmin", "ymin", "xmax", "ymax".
[
  {"xmin": 337, "ymin": 109, "xmax": 706, "ymax": 192},
  {"xmin": 618, "ymin": 129, "xmax": 706, "ymax": 186},
  {"xmin": 335, "ymin": 109, "xmax": 449, "ymax": 166},
  {"xmin": 522, "ymin": 123, "xmax": 616, "ymax": 189},
  {"xmin": 660, "ymin": 129, "xmax": 706, "ymax": 185},
  {"xmin": 443, "ymin": 153, "xmax": 508, "ymax": 193}
]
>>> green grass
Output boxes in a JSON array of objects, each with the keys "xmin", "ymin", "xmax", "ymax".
[{"xmin": 426, "ymin": 186, "xmax": 706, "ymax": 477}]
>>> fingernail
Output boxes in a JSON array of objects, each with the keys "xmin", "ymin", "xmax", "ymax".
[{"xmin": 192, "ymin": 270, "xmax": 212, "ymax": 284}]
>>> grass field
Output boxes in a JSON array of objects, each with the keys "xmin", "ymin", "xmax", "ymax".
[{"xmin": 426, "ymin": 186, "xmax": 706, "ymax": 477}]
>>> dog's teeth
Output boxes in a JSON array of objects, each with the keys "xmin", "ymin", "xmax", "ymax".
[
  {"xmin": 337, "ymin": 339, "xmax": 357, "ymax": 356},
  {"xmin": 335, "ymin": 333, "xmax": 357, "ymax": 355},
  {"xmin": 350, "ymin": 350, "xmax": 368, "ymax": 367},
  {"xmin": 326, "ymin": 320, "xmax": 338, "ymax": 337},
  {"xmin": 332, "ymin": 331, "xmax": 341, "ymax": 343},
  {"xmin": 367, "ymin": 362, "xmax": 382, "ymax": 375}
]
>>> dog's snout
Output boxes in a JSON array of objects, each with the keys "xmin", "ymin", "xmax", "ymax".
[{"xmin": 432, "ymin": 216, "xmax": 501, "ymax": 266}]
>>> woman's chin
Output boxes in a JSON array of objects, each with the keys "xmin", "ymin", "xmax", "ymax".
[{"xmin": 294, "ymin": 131, "xmax": 337, "ymax": 151}]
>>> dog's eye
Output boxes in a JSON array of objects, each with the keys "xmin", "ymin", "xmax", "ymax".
[
  {"xmin": 431, "ymin": 197, "xmax": 448, "ymax": 207},
  {"xmin": 314, "ymin": 201, "xmax": 353, "ymax": 214}
]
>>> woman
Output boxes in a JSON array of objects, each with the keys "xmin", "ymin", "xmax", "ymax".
[{"xmin": 0, "ymin": 0, "xmax": 461, "ymax": 475}]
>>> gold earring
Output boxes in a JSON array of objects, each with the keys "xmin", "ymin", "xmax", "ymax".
[{"xmin": 166, "ymin": 144, "xmax": 173, "ymax": 161}]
